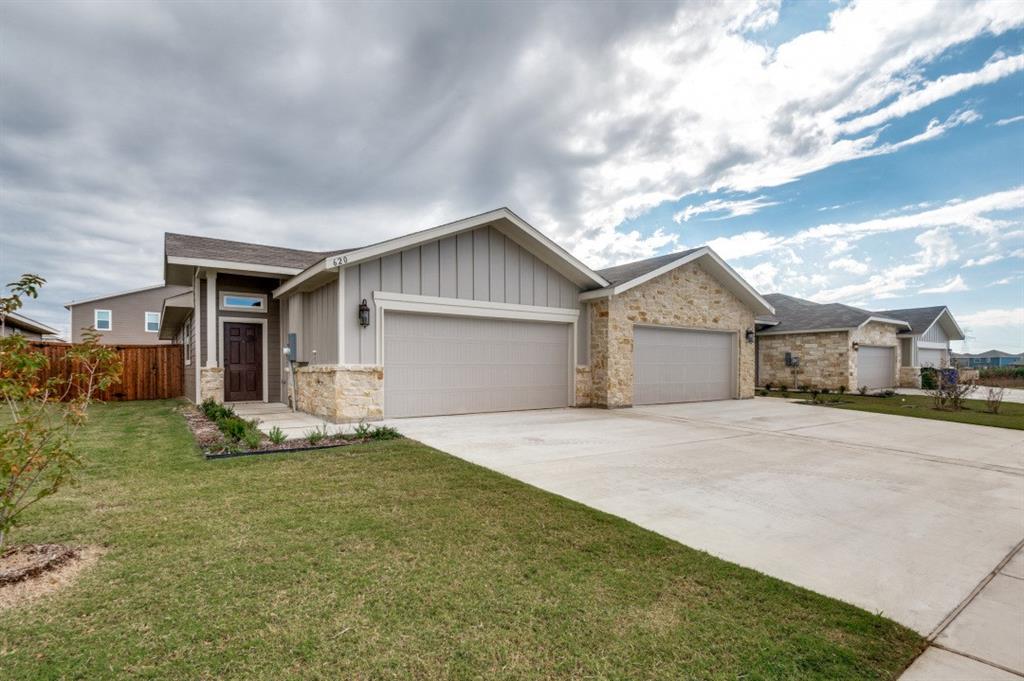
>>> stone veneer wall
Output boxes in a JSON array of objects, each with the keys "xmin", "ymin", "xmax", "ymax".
[
  {"xmin": 757, "ymin": 332, "xmax": 850, "ymax": 390},
  {"xmin": 199, "ymin": 367, "xmax": 224, "ymax": 403},
  {"xmin": 575, "ymin": 366, "xmax": 592, "ymax": 407},
  {"xmin": 899, "ymin": 366, "xmax": 922, "ymax": 388},
  {"xmin": 850, "ymin": 321, "xmax": 901, "ymax": 390},
  {"xmin": 293, "ymin": 364, "xmax": 384, "ymax": 423},
  {"xmin": 588, "ymin": 261, "xmax": 756, "ymax": 407}
]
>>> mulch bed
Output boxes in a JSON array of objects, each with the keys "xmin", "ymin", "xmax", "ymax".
[
  {"xmin": 0, "ymin": 544, "xmax": 78, "ymax": 586},
  {"xmin": 180, "ymin": 405, "xmax": 376, "ymax": 459}
]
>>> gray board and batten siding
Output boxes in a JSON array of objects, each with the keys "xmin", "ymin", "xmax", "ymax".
[{"xmin": 333, "ymin": 224, "xmax": 586, "ymax": 365}]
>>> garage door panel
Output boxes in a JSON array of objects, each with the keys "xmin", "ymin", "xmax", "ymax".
[
  {"xmin": 634, "ymin": 326, "xmax": 735, "ymax": 404},
  {"xmin": 384, "ymin": 312, "xmax": 570, "ymax": 418},
  {"xmin": 857, "ymin": 346, "xmax": 895, "ymax": 390}
]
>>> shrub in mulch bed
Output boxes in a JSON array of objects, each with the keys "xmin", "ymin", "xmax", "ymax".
[
  {"xmin": 180, "ymin": 404, "xmax": 401, "ymax": 459},
  {"xmin": 1, "ymin": 544, "xmax": 78, "ymax": 586}
]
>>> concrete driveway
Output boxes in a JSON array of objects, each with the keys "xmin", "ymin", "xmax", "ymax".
[{"xmin": 395, "ymin": 399, "xmax": 1024, "ymax": 678}]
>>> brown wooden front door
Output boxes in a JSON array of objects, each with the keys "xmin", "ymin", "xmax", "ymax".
[{"xmin": 224, "ymin": 322, "xmax": 262, "ymax": 401}]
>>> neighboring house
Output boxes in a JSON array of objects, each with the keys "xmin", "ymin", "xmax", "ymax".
[
  {"xmin": 158, "ymin": 207, "xmax": 773, "ymax": 419},
  {"xmin": 952, "ymin": 350, "xmax": 1023, "ymax": 368},
  {"xmin": 755, "ymin": 294, "xmax": 910, "ymax": 391},
  {"xmin": 65, "ymin": 284, "xmax": 191, "ymax": 344},
  {"xmin": 0, "ymin": 310, "xmax": 60, "ymax": 340},
  {"xmin": 875, "ymin": 306, "xmax": 965, "ymax": 386},
  {"xmin": 755, "ymin": 296, "xmax": 966, "ymax": 390}
]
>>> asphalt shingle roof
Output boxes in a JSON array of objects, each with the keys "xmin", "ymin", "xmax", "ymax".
[
  {"xmin": 596, "ymin": 247, "xmax": 704, "ymax": 287},
  {"xmin": 756, "ymin": 293, "xmax": 880, "ymax": 333},
  {"xmin": 165, "ymin": 233, "xmax": 354, "ymax": 270},
  {"xmin": 874, "ymin": 306, "xmax": 946, "ymax": 334}
]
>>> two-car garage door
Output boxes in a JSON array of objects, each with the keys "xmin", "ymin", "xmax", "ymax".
[
  {"xmin": 634, "ymin": 326, "xmax": 736, "ymax": 404},
  {"xmin": 383, "ymin": 312, "xmax": 571, "ymax": 418}
]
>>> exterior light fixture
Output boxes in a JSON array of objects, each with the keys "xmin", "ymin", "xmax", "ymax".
[
  {"xmin": 358, "ymin": 299, "xmax": 370, "ymax": 327},
  {"xmin": 851, "ymin": 341, "xmax": 860, "ymax": 351},
  {"xmin": 745, "ymin": 329, "xmax": 755, "ymax": 344}
]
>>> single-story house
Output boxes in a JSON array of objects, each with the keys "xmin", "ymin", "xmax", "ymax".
[
  {"xmin": 875, "ymin": 306, "xmax": 964, "ymax": 375},
  {"xmin": 755, "ymin": 295, "xmax": 965, "ymax": 390},
  {"xmin": 65, "ymin": 284, "xmax": 190, "ymax": 344},
  {"xmin": 158, "ymin": 207, "xmax": 773, "ymax": 420},
  {"xmin": 0, "ymin": 310, "xmax": 61, "ymax": 340},
  {"xmin": 952, "ymin": 350, "xmax": 1023, "ymax": 368},
  {"xmin": 755, "ymin": 294, "xmax": 909, "ymax": 391}
]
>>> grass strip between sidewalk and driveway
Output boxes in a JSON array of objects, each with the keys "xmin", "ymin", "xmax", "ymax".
[
  {"xmin": 0, "ymin": 400, "xmax": 924, "ymax": 680},
  {"xmin": 761, "ymin": 391, "xmax": 1024, "ymax": 430}
]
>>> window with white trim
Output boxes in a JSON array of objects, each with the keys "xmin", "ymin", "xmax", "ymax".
[
  {"xmin": 220, "ymin": 292, "xmax": 267, "ymax": 312},
  {"xmin": 94, "ymin": 309, "xmax": 112, "ymax": 331},
  {"xmin": 145, "ymin": 311, "xmax": 160, "ymax": 333}
]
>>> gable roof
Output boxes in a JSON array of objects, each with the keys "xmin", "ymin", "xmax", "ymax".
[
  {"xmin": 595, "ymin": 248, "xmax": 705, "ymax": 287},
  {"xmin": 756, "ymin": 293, "xmax": 910, "ymax": 335},
  {"xmin": 164, "ymin": 232, "xmax": 357, "ymax": 284},
  {"xmin": 3, "ymin": 310, "xmax": 60, "ymax": 336},
  {"xmin": 578, "ymin": 247, "xmax": 773, "ymax": 315},
  {"xmin": 273, "ymin": 207, "xmax": 609, "ymax": 298},
  {"xmin": 875, "ymin": 305, "xmax": 965, "ymax": 340},
  {"xmin": 65, "ymin": 283, "xmax": 190, "ymax": 309}
]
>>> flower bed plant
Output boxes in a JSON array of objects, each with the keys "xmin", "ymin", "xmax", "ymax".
[{"xmin": 183, "ymin": 400, "xmax": 401, "ymax": 458}]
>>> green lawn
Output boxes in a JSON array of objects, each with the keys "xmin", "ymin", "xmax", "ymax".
[
  {"xmin": 1, "ymin": 400, "xmax": 923, "ymax": 679},
  {"xmin": 762, "ymin": 391, "xmax": 1024, "ymax": 429}
]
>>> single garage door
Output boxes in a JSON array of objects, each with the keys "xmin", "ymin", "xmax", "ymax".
[
  {"xmin": 918, "ymin": 348, "xmax": 945, "ymax": 368},
  {"xmin": 634, "ymin": 326, "xmax": 735, "ymax": 404},
  {"xmin": 383, "ymin": 312, "xmax": 571, "ymax": 418},
  {"xmin": 857, "ymin": 346, "xmax": 895, "ymax": 390}
]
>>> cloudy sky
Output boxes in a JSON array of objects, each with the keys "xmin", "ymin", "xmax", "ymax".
[{"xmin": 1, "ymin": 0, "xmax": 1022, "ymax": 351}]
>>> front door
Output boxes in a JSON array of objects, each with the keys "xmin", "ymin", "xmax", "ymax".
[{"xmin": 224, "ymin": 322, "xmax": 262, "ymax": 401}]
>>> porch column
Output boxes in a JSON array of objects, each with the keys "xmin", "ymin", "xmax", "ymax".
[
  {"xmin": 199, "ymin": 270, "xmax": 224, "ymax": 402},
  {"xmin": 337, "ymin": 271, "xmax": 346, "ymax": 364},
  {"xmin": 205, "ymin": 270, "xmax": 217, "ymax": 367}
]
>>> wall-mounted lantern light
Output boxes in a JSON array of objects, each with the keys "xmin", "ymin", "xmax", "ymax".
[
  {"xmin": 358, "ymin": 299, "xmax": 370, "ymax": 327},
  {"xmin": 745, "ymin": 329, "xmax": 755, "ymax": 344},
  {"xmin": 851, "ymin": 341, "xmax": 860, "ymax": 351}
]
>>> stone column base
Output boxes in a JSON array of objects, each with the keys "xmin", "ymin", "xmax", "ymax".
[
  {"xmin": 575, "ymin": 366, "xmax": 592, "ymax": 407},
  {"xmin": 294, "ymin": 364, "xmax": 384, "ymax": 423},
  {"xmin": 899, "ymin": 366, "xmax": 922, "ymax": 389},
  {"xmin": 199, "ymin": 367, "xmax": 224, "ymax": 403}
]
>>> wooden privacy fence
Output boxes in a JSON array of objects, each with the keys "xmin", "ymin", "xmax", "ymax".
[{"xmin": 29, "ymin": 342, "xmax": 184, "ymax": 401}]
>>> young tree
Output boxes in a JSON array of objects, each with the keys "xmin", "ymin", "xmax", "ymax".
[{"xmin": 0, "ymin": 275, "xmax": 121, "ymax": 550}]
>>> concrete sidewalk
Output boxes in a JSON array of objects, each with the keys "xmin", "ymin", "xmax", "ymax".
[{"xmin": 229, "ymin": 402, "xmax": 346, "ymax": 441}]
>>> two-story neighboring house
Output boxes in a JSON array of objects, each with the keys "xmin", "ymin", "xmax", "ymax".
[
  {"xmin": 1, "ymin": 310, "xmax": 61, "ymax": 340},
  {"xmin": 65, "ymin": 284, "xmax": 190, "ymax": 344}
]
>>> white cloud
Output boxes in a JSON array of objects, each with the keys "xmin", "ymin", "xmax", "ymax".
[
  {"xmin": 810, "ymin": 227, "xmax": 959, "ymax": 302},
  {"xmin": 920, "ymin": 274, "xmax": 968, "ymax": 293},
  {"xmin": 964, "ymin": 253, "xmax": 1004, "ymax": 267},
  {"xmin": 672, "ymin": 195, "xmax": 780, "ymax": 223},
  {"xmin": 994, "ymin": 114, "xmax": 1024, "ymax": 126},
  {"xmin": 828, "ymin": 257, "xmax": 870, "ymax": 274},
  {"xmin": 957, "ymin": 307, "xmax": 1024, "ymax": 328},
  {"xmin": 705, "ymin": 230, "xmax": 785, "ymax": 259},
  {"xmin": 838, "ymin": 53, "xmax": 1024, "ymax": 134},
  {"xmin": 792, "ymin": 186, "xmax": 1024, "ymax": 244},
  {"xmin": 735, "ymin": 261, "xmax": 780, "ymax": 291}
]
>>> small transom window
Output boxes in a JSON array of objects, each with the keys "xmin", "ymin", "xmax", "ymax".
[
  {"xmin": 220, "ymin": 292, "xmax": 266, "ymax": 311},
  {"xmin": 145, "ymin": 311, "xmax": 160, "ymax": 333},
  {"xmin": 94, "ymin": 309, "xmax": 112, "ymax": 331}
]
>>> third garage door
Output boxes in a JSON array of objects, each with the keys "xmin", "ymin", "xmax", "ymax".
[
  {"xmin": 634, "ymin": 326, "xmax": 735, "ymax": 404},
  {"xmin": 383, "ymin": 312, "xmax": 571, "ymax": 418},
  {"xmin": 857, "ymin": 346, "xmax": 896, "ymax": 390}
]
